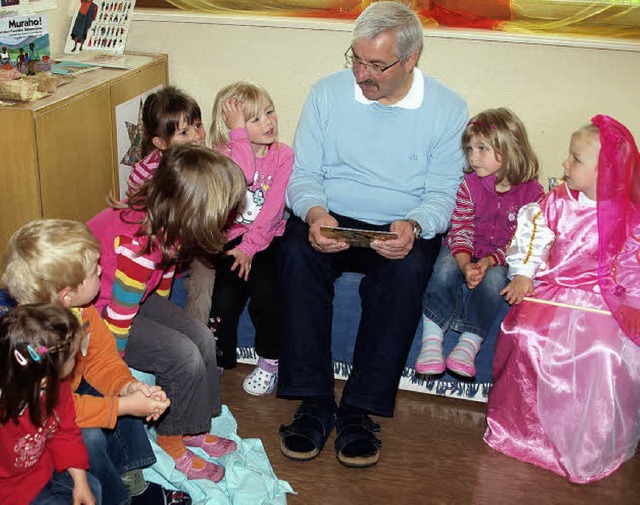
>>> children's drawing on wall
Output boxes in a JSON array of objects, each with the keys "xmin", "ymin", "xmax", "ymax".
[
  {"xmin": 0, "ymin": 14, "xmax": 51, "ymax": 75},
  {"xmin": 64, "ymin": 0, "xmax": 136, "ymax": 54}
]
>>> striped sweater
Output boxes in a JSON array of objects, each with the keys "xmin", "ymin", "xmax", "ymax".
[
  {"xmin": 446, "ymin": 173, "xmax": 545, "ymax": 265},
  {"xmin": 88, "ymin": 208, "xmax": 176, "ymax": 353},
  {"xmin": 127, "ymin": 149, "xmax": 162, "ymax": 194}
]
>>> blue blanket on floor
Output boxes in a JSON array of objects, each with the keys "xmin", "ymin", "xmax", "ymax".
[{"xmin": 131, "ymin": 370, "xmax": 293, "ymax": 505}]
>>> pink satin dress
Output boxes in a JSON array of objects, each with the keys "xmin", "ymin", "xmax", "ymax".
[{"xmin": 484, "ymin": 183, "xmax": 640, "ymax": 483}]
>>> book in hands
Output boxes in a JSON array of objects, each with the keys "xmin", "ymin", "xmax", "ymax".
[{"xmin": 320, "ymin": 226, "xmax": 398, "ymax": 248}]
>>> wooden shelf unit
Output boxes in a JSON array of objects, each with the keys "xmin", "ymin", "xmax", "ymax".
[{"xmin": 0, "ymin": 53, "xmax": 168, "ymax": 265}]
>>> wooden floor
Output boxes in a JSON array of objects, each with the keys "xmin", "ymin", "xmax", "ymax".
[{"xmin": 221, "ymin": 364, "xmax": 640, "ymax": 505}]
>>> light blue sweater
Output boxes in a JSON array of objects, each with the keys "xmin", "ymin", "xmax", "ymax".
[{"xmin": 288, "ymin": 69, "xmax": 468, "ymax": 238}]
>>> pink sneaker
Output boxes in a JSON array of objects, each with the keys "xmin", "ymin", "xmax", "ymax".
[
  {"xmin": 183, "ymin": 434, "xmax": 237, "ymax": 458},
  {"xmin": 174, "ymin": 451, "xmax": 224, "ymax": 482}
]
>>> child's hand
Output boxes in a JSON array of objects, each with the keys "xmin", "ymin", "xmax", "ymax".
[
  {"xmin": 226, "ymin": 247, "xmax": 252, "ymax": 281},
  {"xmin": 618, "ymin": 304, "xmax": 640, "ymax": 335},
  {"xmin": 68, "ymin": 468, "xmax": 96, "ymax": 505},
  {"xmin": 466, "ymin": 256, "xmax": 495, "ymax": 289},
  {"xmin": 461, "ymin": 262, "xmax": 481, "ymax": 288},
  {"xmin": 500, "ymin": 275, "xmax": 535, "ymax": 305},
  {"xmin": 118, "ymin": 390, "xmax": 170, "ymax": 420},
  {"xmin": 121, "ymin": 380, "xmax": 167, "ymax": 402},
  {"xmin": 222, "ymin": 99, "xmax": 246, "ymax": 130}
]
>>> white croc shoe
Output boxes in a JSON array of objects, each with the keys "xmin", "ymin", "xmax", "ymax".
[{"xmin": 242, "ymin": 358, "xmax": 278, "ymax": 396}]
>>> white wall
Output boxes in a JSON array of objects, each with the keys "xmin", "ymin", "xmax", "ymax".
[{"xmin": 52, "ymin": 4, "xmax": 640, "ymax": 184}]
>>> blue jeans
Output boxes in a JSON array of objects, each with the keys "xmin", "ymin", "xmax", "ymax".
[
  {"xmin": 77, "ymin": 381, "xmax": 156, "ymax": 505},
  {"xmin": 422, "ymin": 247, "xmax": 509, "ymax": 339},
  {"xmin": 32, "ymin": 470, "xmax": 102, "ymax": 505},
  {"xmin": 278, "ymin": 215, "xmax": 442, "ymax": 416}
]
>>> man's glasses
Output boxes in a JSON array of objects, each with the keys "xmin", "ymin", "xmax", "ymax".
[{"xmin": 344, "ymin": 48, "xmax": 401, "ymax": 76}]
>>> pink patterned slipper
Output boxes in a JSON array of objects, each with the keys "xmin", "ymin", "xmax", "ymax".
[
  {"xmin": 183, "ymin": 434, "xmax": 237, "ymax": 458},
  {"xmin": 174, "ymin": 451, "xmax": 224, "ymax": 483}
]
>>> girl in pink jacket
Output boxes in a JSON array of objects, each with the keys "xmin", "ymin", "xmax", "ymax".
[{"xmin": 209, "ymin": 81, "xmax": 293, "ymax": 396}]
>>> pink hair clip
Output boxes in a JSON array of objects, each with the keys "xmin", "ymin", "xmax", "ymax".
[
  {"xmin": 468, "ymin": 121, "xmax": 497, "ymax": 130},
  {"xmin": 14, "ymin": 349, "xmax": 28, "ymax": 366}
]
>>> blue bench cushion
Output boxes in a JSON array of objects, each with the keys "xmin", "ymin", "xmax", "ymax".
[{"xmin": 234, "ymin": 272, "xmax": 508, "ymax": 403}]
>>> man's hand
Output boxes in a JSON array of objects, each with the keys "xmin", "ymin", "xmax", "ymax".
[
  {"xmin": 221, "ymin": 99, "xmax": 246, "ymax": 130},
  {"xmin": 500, "ymin": 275, "xmax": 535, "ymax": 305},
  {"xmin": 370, "ymin": 220, "xmax": 414, "ymax": 260},
  {"xmin": 306, "ymin": 207, "xmax": 349, "ymax": 254},
  {"xmin": 226, "ymin": 247, "xmax": 252, "ymax": 281}
]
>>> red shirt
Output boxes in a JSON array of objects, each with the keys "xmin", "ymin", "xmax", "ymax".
[{"xmin": 0, "ymin": 381, "xmax": 89, "ymax": 505}]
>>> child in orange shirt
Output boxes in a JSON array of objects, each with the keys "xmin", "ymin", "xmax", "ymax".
[{"xmin": 2, "ymin": 219, "xmax": 189, "ymax": 505}]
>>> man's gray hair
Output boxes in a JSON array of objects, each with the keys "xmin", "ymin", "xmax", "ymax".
[{"xmin": 352, "ymin": 1, "xmax": 423, "ymax": 61}]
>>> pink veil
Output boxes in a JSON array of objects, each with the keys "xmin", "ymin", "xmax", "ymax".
[{"xmin": 595, "ymin": 114, "xmax": 640, "ymax": 344}]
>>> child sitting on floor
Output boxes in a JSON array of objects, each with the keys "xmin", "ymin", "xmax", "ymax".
[
  {"xmin": 416, "ymin": 108, "xmax": 544, "ymax": 378},
  {"xmin": 89, "ymin": 144, "xmax": 245, "ymax": 482},
  {"xmin": 0, "ymin": 304, "xmax": 101, "ymax": 505},
  {"xmin": 127, "ymin": 85, "xmax": 218, "ymax": 328},
  {"xmin": 485, "ymin": 115, "xmax": 640, "ymax": 483},
  {"xmin": 2, "ymin": 219, "xmax": 191, "ymax": 504}
]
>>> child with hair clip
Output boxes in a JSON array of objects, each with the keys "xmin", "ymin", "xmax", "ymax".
[
  {"xmin": 127, "ymin": 85, "xmax": 205, "ymax": 194},
  {"xmin": 1, "ymin": 219, "xmax": 189, "ymax": 505},
  {"xmin": 0, "ymin": 303, "xmax": 101, "ymax": 505},
  {"xmin": 208, "ymin": 81, "xmax": 293, "ymax": 396},
  {"xmin": 127, "ymin": 85, "xmax": 214, "ymax": 326},
  {"xmin": 89, "ymin": 144, "xmax": 246, "ymax": 483},
  {"xmin": 485, "ymin": 115, "xmax": 640, "ymax": 483},
  {"xmin": 416, "ymin": 108, "xmax": 544, "ymax": 378}
]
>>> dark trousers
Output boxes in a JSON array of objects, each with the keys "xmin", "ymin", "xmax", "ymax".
[
  {"xmin": 209, "ymin": 236, "xmax": 281, "ymax": 369},
  {"xmin": 125, "ymin": 294, "xmax": 221, "ymax": 436},
  {"xmin": 77, "ymin": 381, "xmax": 156, "ymax": 505},
  {"xmin": 277, "ymin": 215, "xmax": 441, "ymax": 416}
]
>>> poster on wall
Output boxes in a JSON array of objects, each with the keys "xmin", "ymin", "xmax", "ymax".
[
  {"xmin": 0, "ymin": 0, "xmax": 57, "ymax": 18},
  {"xmin": 64, "ymin": 0, "xmax": 136, "ymax": 55},
  {"xmin": 0, "ymin": 13, "xmax": 50, "ymax": 74},
  {"xmin": 115, "ymin": 84, "xmax": 162, "ymax": 198}
]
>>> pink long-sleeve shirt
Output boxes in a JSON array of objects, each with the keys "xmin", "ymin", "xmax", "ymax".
[{"xmin": 218, "ymin": 128, "xmax": 293, "ymax": 258}]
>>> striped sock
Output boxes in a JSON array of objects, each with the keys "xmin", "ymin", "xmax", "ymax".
[
  {"xmin": 415, "ymin": 316, "xmax": 445, "ymax": 375},
  {"xmin": 446, "ymin": 332, "xmax": 482, "ymax": 378}
]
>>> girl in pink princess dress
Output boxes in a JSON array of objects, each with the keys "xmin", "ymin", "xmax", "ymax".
[{"xmin": 484, "ymin": 115, "xmax": 640, "ymax": 484}]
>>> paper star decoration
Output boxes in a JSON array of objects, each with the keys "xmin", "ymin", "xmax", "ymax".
[{"xmin": 120, "ymin": 99, "xmax": 144, "ymax": 167}]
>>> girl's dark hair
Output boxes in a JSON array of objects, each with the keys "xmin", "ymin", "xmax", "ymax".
[
  {"xmin": 0, "ymin": 304, "xmax": 80, "ymax": 427},
  {"xmin": 141, "ymin": 86, "xmax": 202, "ymax": 157},
  {"xmin": 112, "ymin": 144, "xmax": 246, "ymax": 267}
]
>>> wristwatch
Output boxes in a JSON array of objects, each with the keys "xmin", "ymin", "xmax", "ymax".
[{"xmin": 405, "ymin": 219, "xmax": 422, "ymax": 240}]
